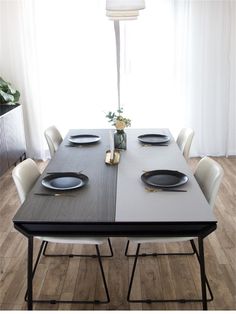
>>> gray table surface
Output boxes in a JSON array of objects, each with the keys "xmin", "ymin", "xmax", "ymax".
[{"xmin": 116, "ymin": 128, "xmax": 215, "ymax": 222}]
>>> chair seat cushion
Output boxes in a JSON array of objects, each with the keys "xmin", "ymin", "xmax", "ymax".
[
  {"xmin": 128, "ymin": 236, "xmax": 196, "ymax": 244},
  {"xmin": 36, "ymin": 236, "xmax": 107, "ymax": 245}
]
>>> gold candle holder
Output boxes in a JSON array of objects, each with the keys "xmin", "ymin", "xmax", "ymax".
[{"xmin": 105, "ymin": 150, "xmax": 120, "ymax": 165}]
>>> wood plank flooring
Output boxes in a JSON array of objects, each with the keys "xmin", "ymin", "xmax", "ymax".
[{"xmin": 0, "ymin": 157, "xmax": 235, "ymax": 310}]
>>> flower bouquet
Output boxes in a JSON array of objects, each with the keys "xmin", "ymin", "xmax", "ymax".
[{"xmin": 106, "ymin": 108, "xmax": 131, "ymax": 150}]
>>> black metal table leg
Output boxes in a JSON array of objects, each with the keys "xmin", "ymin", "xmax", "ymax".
[
  {"xmin": 27, "ymin": 236, "xmax": 33, "ymax": 310},
  {"xmin": 25, "ymin": 241, "xmax": 47, "ymax": 302},
  {"xmin": 198, "ymin": 237, "xmax": 207, "ymax": 310}
]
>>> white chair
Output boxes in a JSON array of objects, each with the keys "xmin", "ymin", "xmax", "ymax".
[
  {"xmin": 44, "ymin": 126, "xmax": 63, "ymax": 158},
  {"xmin": 126, "ymin": 156, "xmax": 224, "ymax": 304},
  {"xmin": 176, "ymin": 128, "xmax": 194, "ymax": 161},
  {"xmin": 12, "ymin": 158, "xmax": 112, "ymax": 305}
]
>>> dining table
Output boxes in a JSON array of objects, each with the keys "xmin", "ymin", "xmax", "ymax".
[{"xmin": 13, "ymin": 128, "xmax": 217, "ymax": 310}]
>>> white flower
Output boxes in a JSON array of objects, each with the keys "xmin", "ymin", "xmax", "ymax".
[{"xmin": 115, "ymin": 119, "xmax": 126, "ymax": 130}]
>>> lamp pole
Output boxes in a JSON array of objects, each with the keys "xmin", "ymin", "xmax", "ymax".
[
  {"xmin": 114, "ymin": 20, "xmax": 121, "ymax": 112},
  {"xmin": 106, "ymin": 0, "xmax": 145, "ymax": 112}
]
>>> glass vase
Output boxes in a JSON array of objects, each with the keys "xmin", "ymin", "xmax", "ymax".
[{"xmin": 114, "ymin": 129, "xmax": 127, "ymax": 150}]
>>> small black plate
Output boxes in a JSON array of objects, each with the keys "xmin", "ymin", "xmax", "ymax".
[
  {"xmin": 138, "ymin": 134, "xmax": 170, "ymax": 144},
  {"xmin": 69, "ymin": 134, "xmax": 101, "ymax": 145},
  {"xmin": 141, "ymin": 170, "xmax": 188, "ymax": 188},
  {"xmin": 42, "ymin": 173, "xmax": 89, "ymax": 191}
]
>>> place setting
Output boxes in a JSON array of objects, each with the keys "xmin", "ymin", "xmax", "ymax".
[
  {"xmin": 138, "ymin": 133, "xmax": 170, "ymax": 147},
  {"xmin": 141, "ymin": 169, "xmax": 188, "ymax": 192},
  {"xmin": 34, "ymin": 171, "xmax": 88, "ymax": 197},
  {"xmin": 65, "ymin": 134, "xmax": 101, "ymax": 147}
]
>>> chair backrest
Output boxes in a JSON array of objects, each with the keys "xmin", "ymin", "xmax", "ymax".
[
  {"xmin": 194, "ymin": 156, "xmax": 224, "ymax": 209},
  {"xmin": 12, "ymin": 158, "xmax": 41, "ymax": 204},
  {"xmin": 44, "ymin": 126, "xmax": 63, "ymax": 158},
  {"xmin": 176, "ymin": 128, "xmax": 194, "ymax": 161}
]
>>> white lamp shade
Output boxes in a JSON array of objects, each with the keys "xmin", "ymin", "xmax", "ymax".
[
  {"xmin": 106, "ymin": 0, "xmax": 145, "ymax": 11},
  {"xmin": 106, "ymin": 0, "xmax": 145, "ymax": 20},
  {"xmin": 107, "ymin": 10, "xmax": 139, "ymax": 17},
  {"xmin": 106, "ymin": 10, "xmax": 139, "ymax": 20},
  {"xmin": 107, "ymin": 16, "xmax": 138, "ymax": 20}
]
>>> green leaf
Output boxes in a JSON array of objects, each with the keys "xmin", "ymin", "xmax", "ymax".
[
  {"xmin": 8, "ymin": 85, "xmax": 16, "ymax": 95},
  {"xmin": 13, "ymin": 90, "xmax": 20, "ymax": 102},
  {"xmin": 0, "ymin": 77, "xmax": 8, "ymax": 88},
  {"xmin": 0, "ymin": 77, "xmax": 20, "ymax": 104},
  {"xmin": 0, "ymin": 90, "xmax": 14, "ymax": 103}
]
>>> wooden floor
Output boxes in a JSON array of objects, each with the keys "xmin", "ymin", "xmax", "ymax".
[{"xmin": 0, "ymin": 157, "xmax": 235, "ymax": 310}]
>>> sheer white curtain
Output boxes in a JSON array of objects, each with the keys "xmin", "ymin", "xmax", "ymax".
[
  {"xmin": 0, "ymin": 0, "xmax": 235, "ymax": 158},
  {"xmin": 34, "ymin": 0, "xmax": 117, "ymax": 133},
  {"xmin": 0, "ymin": 0, "xmax": 117, "ymax": 159},
  {"xmin": 0, "ymin": 0, "xmax": 46, "ymax": 158},
  {"xmin": 173, "ymin": 0, "xmax": 236, "ymax": 156},
  {"xmin": 120, "ymin": 0, "xmax": 236, "ymax": 156}
]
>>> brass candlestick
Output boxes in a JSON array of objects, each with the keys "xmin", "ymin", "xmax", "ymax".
[{"xmin": 105, "ymin": 150, "xmax": 120, "ymax": 165}]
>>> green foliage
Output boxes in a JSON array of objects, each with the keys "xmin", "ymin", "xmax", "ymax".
[
  {"xmin": 106, "ymin": 111, "xmax": 116, "ymax": 124},
  {"xmin": 0, "ymin": 77, "xmax": 20, "ymax": 105},
  {"xmin": 105, "ymin": 107, "xmax": 131, "ymax": 129}
]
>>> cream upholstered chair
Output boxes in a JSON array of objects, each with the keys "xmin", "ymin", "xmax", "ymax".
[
  {"xmin": 194, "ymin": 157, "xmax": 223, "ymax": 209},
  {"xmin": 12, "ymin": 158, "xmax": 112, "ymax": 304},
  {"xmin": 44, "ymin": 126, "xmax": 63, "ymax": 158},
  {"xmin": 126, "ymin": 156, "xmax": 223, "ymax": 304},
  {"xmin": 176, "ymin": 128, "xmax": 194, "ymax": 161}
]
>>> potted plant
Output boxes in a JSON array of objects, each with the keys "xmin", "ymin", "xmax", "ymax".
[{"xmin": 0, "ymin": 77, "xmax": 20, "ymax": 105}]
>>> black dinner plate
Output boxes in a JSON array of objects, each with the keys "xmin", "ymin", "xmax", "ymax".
[
  {"xmin": 141, "ymin": 170, "xmax": 188, "ymax": 188},
  {"xmin": 69, "ymin": 134, "xmax": 101, "ymax": 145},
  {"xmin": 138, "ymin": 134, "xmax": 170, "ymax": 144},
  {"xmin": 42, "ymin": 173, "xmax": 89, "ymax": 191}
]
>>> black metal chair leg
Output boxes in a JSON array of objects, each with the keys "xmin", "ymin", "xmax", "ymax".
[
  {"xmin": 42, "ymin": 240, "xmax": 49, "ymax": 256},
  {"xmin": 25, "ymin": 242, "xmax": 110, "ymax": 304},
  {"xmin": 125, "ymin": 239, "xmax": 195, "ymax": 257},
  {"xmin": 127, "ymin": 244, "xmax": 140, "ymax": 302},
  {"xmin": 127, "ymin": 239, "xmax": 213, "ymax": 305},
  {"xmin": 190, "ymin": 239, "xmax": 213, "ymax": 301},
  {"xmin": 95, "ymin": 245, "xmax": 110, "ymax": 303},
  {"xmin": 125, "ymin": 240, "xmax": 130, "ymax": 256},
  {"xmin": 43, "ymin": 238, "xmax": 113, "ymax": 258},
  {"xmin": 107, "ymin": 238, "xmax": 114, "ymax": 257},
  {"xmin": 190, "ymin": 239, "xmax": 198, "ymax": 254}
]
